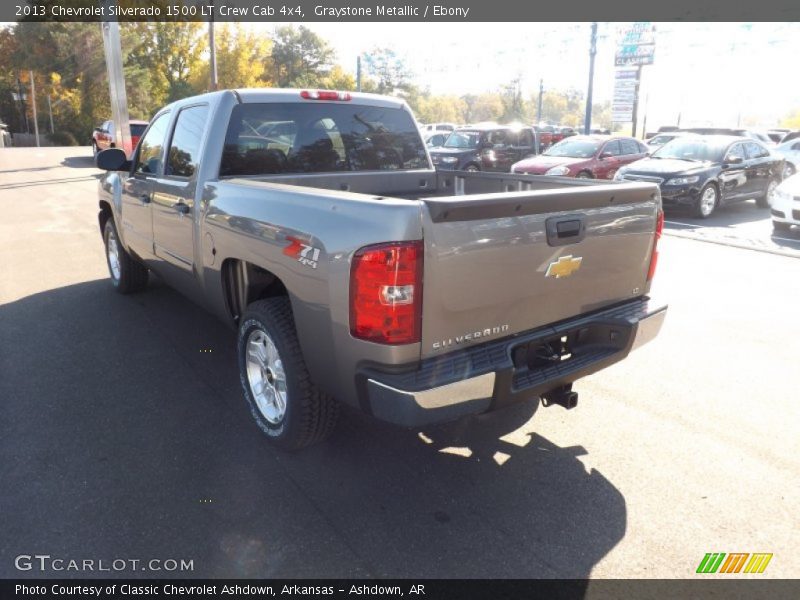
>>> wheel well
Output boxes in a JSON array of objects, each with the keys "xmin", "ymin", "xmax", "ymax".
[
  {"xmin": 222, "ymin": 259, "xmax": 288, "ymax": 324},
  {"xmin": 98, "ymin": 200, "xmax": 112, "ymax": 233}
]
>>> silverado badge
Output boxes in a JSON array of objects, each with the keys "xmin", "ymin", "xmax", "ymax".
[{"xmin": 546, "ymin": 255, "xmax": 582, "ymax": 279}]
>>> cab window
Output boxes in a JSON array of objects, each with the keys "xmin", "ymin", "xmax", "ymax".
[
  {"xmin": 166, "ymin": 105, "xmax": 209, "ymax": 178},
  {"xmin": 135, "ymin": 113, "xmax": 170, "ymax": 176}
]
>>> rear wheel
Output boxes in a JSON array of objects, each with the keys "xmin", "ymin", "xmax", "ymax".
[
  {"xmin": 238, "ymin": 297, "xmax": 339, "ymax": 450},
  {"xmin": 103, "ymin": 219, "xmax": 148, "ymax": 293},
  {"xmin": 577, "ymin": 170, "xmax": 593, "ymax": 179},
  {"xmin": 464, "ymin": 163, "xmax": 480, "ymax": 172},
  {"xmin": 693, "ymin": 183, "xmax": 718, "ymax": 218}
]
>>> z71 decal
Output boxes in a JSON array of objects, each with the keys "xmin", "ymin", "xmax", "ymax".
[{"xmin": 283, "ymin": 236, "xmax": 321, "ymax": 269}]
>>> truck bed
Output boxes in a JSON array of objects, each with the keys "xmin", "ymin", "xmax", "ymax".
[{"xmin": 219, "ymin": 169, "xmax": 661, "ymax": 360}]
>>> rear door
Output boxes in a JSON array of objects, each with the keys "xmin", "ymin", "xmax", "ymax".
[
  {"xmin": 120, "ymin": 112, "xmax": 170, "ymax": 258},
  {"xmin": 419, "ymin": 181, "xmax": 659, "ymax": 358},
  {"xmin": 152, "ymin": 103, "xmax": 209, "ymax": 273},
  {"xmin": 719, "ymin": 142, "xmax": 748, "ymax": 199},
  {"xmin": 596, "ymin": 140, "xmax": 622, "ymax": 179},
  {"xmin": 743, "ymin": 141, "xmax": 771, "ymax": 197},
  {"xmin": 618, "ymin": 138, "xmax": 648, "ymax": 174}
]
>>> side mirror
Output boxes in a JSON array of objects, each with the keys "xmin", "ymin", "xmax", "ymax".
[
  {"xmin": 725, "ymin": 155, "xmax": 744, "ymax": 165},
  {"xmin": 599, "ymin": 151, "xmax": 613, "ymax": 159},
  {"xmin": 96, "ymin": 148, "xmax": 131, "ymax": 171}
]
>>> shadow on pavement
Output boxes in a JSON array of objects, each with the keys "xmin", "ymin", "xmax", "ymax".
[
  {"xmin": 0, "ymin": 279, "xmax": 626, "ymax": 581},
  {"xmin": 61, "ymin": 155, "xmax": 99, "ymax": 169}
]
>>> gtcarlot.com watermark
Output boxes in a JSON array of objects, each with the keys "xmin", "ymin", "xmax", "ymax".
[{"xmin": 15, "ymin": 554, "xmax": 194, "ymax": 573}]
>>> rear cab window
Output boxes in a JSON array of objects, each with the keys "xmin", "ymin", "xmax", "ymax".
[{"xmin": 220, "ymin": 102, "xmax": 429, "ymax": 176}]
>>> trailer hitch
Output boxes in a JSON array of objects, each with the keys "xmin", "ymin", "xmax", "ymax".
[{"xmin": 541, "ymin": 384, "xmax": 579, "ymax": 410}]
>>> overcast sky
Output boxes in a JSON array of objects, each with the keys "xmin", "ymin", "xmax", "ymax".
[{"xmin": 260, "ymin": 22, "xmax": 800, "ymax": 128}]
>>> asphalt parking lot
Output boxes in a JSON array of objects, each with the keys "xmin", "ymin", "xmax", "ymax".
[{"xmin": 1, "ymin": 147, "xmax": 798, "ymax": 580}]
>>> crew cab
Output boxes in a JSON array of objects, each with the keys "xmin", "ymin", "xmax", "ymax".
[{"xmin": 95, "ymin": 89, "xmax": 667, "ymax": 450}]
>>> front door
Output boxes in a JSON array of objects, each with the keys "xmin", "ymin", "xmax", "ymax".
[
  {"xmin": 152, "ymin": 104, "xmax": 209, "ymax": 274},
  {"xmin": 119, "ymin": 112, "xmax": 171, "ymax": 260}
]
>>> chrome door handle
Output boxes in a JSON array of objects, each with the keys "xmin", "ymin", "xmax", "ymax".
[
  {"xmin": 139, "ymin": 193, "xmax": 151, "ymax": 204},
  {"xmin": 173, "ymin": 202, "xmax": 190, "ymax": 215}
]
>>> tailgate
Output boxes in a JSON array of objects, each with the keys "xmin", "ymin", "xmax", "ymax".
[{"xmin": 419, "ymin": 181, "xmax": 660, "ymax": 359}]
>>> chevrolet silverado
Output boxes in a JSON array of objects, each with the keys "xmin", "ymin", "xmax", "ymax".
[{"xmin": 95, "ymin": 89, "xmax": 667, "ymax": 449}]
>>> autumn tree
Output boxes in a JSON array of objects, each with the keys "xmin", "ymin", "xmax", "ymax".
[
  {"xmin": 362, "ymin": 47, "xmax": 412, "ymax": 95},
  {"xmin": 269, "ymin": 25, "xmax": 335, "ymax": 87},
  {"xmin": 191, "ymin": 24, "xmax": 272, "ymax": 91}
]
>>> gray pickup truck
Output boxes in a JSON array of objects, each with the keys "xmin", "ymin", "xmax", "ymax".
[{"xmin": 96, "ymin": 89, "xmax": 666, "ymax": 449}]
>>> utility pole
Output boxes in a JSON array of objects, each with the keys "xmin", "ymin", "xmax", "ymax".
[
  {"xmin": 47, "ymin": 94, "xmax": 55, "ymax": 134},
  {"xmin": 536, "ymin": 79, "xmax": 543, "ymax": 124},
  {"xmin": 584, "ymin": 22, "xmax": 597, "ymax": 135},
  {"xmin": 16, "ymin": 74, "xmax": 29, "ymax": 134},
  {"xmin": 29, "ymin": 70, "xmax": 40, "ymax": 147},
  {"xmin": 630, "ymin": 65, "xmax": 643, "ymax": 138},
  {"xmin": 208, "ymin": 0, "xmax": 218, "ymax": 91},
  {"xmin": 356, "ymin": 55, "xmax": 362, "ymax": 92},
  {"xmin": 101, "ymin": 17, "xmax": 132, "ymax": 156}
]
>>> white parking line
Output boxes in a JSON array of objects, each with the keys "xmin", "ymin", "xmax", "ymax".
[
  {"xmin": 665, "ymin": 220, "xmax": 701, "ymax": 228},
  {"xmin": 773, "ymin": 236, "xmax": 800, "ymax": 244}
]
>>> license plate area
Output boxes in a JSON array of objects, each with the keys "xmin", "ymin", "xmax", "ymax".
[{"xmin": 511, "ymin": 322, "xmax": 631, "ymax": 372}]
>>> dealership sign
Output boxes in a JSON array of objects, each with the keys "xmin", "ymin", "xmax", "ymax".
[
  {"xmin": 615, "ymin": 22, "xmax": 656, "ymax": 66},
  {"xmin": 611, "ymin": 68, "xmax": 639, "ymax": 123}
]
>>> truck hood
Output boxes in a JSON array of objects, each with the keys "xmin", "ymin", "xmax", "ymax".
[
  {"xmin": 429, "ymin": 148, "xmax": 477, "ymax": 158},
  {"xmin": 514, "ymin": 155, "xmax": 587, "ymax": 173},
  {"xmin": 623, "ymin": 157, "xmax": 712, "ymax": 176}
]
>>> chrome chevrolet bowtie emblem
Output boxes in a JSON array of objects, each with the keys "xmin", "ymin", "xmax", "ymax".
[{"xmin": 546, "ymin": 255, "xmax": 583, "ymax": 279}]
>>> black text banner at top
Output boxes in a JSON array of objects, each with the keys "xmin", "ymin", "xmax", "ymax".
[{"xmin": 7, "ymin": 0, "xmax": 800, "ymax": 22}]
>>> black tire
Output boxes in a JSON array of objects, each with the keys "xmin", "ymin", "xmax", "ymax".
[
  {"xmin": 693, "ymin": 183, "xmax": 719, "ymax": 219},
  {"xmin": 92, "ymin": 142, "xmax": 98, "ymax": 157},
  {"xmin": 103, "ymin": 218, "xmax": 149, "ymax": 294},
  {"xmin": 756, "ymin": 178, "xmax": 779, "ymax": 209},
  {"xmin": 464, "ymin": 163, "xmax": 480, "ymax": 172},
  {"xmin": 238, "ymin": 297, "xmax": 340, "ymax": 450},
  {"xmin": 772, "ymin": 220, "xmax": 791, "ymax": 233},
  {"xmin": 577, "ymin": 170, "xmax": 593, "ymax": 179}
]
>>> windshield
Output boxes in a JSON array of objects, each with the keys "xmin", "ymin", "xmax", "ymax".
[
  {"xmin": 652, "ymin": 138, "xmax": 725, "ymax": 162},
  {"xmin": 545, "ymin": 139, "xmax": 601, "ymax": 158},
  {"xmin": 443, "ymin": 131, "xmax": 480, "ymax": 149},
  {"xmin": 648, "ymin": 135, "xmax": 674, "ymax": 146}
]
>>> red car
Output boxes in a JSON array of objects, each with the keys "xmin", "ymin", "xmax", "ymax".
[
  {"xmin": 511, "ymin": 135, "xmax": 649, "ymax": 179},
  {"xmin": 92, "ymin": 119, "xmax": 149, "ymax": 158}
]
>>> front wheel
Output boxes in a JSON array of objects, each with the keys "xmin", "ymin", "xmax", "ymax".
[
  {"xmin": 756, "ymin": 179, "xmax": 779, "ymax": 208},
  {"xmin": 577, "ymin": 170, "xmax": 593, "ymax": 179},
  {"xmin": 92, "ymin": 142, "xmax": 98, "ymax": 157},
  {"xmin": 693, "ymin": 183, "xmax": 718, "ymax": 218},
  {"xmin": 464, "ymin": 163, "xmax": 480, "ymax": 172},
  {"xmin": 238, "ymin": 298, "xmax": 339, "ymax": 450},
  {"xmin": 103, "ymin": 218, "xmax": 148, "ymax": 293}
]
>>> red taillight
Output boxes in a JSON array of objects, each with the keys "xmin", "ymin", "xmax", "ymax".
[
  {"xmin": 300, "ymin": 90, "xmax": 352, "ymax": 101},
  {"xmin": 350, "ymin": 241, "xmax": 423, "ymax": 345},
  {"xmin": 647, "ymin": 209, "xmax": 664, "ymax": 281}
]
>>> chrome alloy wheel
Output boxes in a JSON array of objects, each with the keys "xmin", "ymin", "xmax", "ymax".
[
  {"xmin": 766, "ymin": 179, "xmax": 778, "ymax": 201},
  {"xmin": 245, "ymin": 329, "xmax": 288, "ymax": 425},
  {"xmin": 106, "ymin": 226, "xmax": 121, "ymax": 281},
  {"xmin": 700, "ymin": 186, "xmax": 717, "ymax": 217}
]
